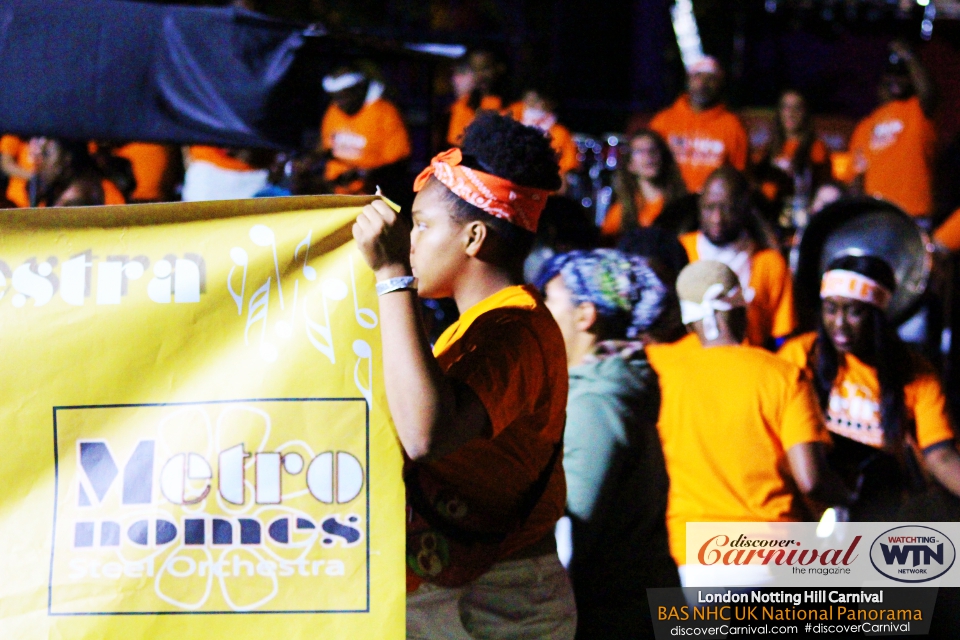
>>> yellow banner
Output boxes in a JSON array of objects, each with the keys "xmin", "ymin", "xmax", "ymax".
[{"xmin": 0, "ymin": 196, "xmax": 404, "ymax": 638}]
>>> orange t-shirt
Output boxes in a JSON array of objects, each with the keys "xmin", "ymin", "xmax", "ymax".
[
  {"xmin": 447, "ymin": 94, "xmax": 503, "ymax": 145},
  {"xmin": 778, "ymin": 333, "xmax": 955, "ymax": 451},
  {"xmin": 761, "ymin": 137, "xmax": 831, "ymax": 200},
  {"xmin": 773, "ymin": 137, "xmax": 829, "ymax": 170},
  {"xmin": 934, "ymin": 208, "xmax": 960, "ymax": 253},
  {"xmin": 1, "ymin": 134, "xmax": 33, "ymax": 207},
  {"xmin": 188, "ymin": 146, "xmax": 256, "ymax": 172},
  {"xmin": 600, "ymin": 193, "xmax": 664, "ymax": 237},
  {"xmin": 101, "ymin": 179, "xmax": 125, "ymax": 205},
  {"xmin": 680, "ymin": 231, "xmax": 796, "ymax": 346},
  {"xmin": 849, "ymin": 96, "xmax": 935, "ymax": 217},
  {"xmin": 650, "ymin": 95, "xmax": 748, "ymax": 193},
  {"xmin": 506, "ymin": 103, "xmax": 580, "ymax": 175},
  {"xmin": 114, "ymin": 143, "xmax": 172, "ymax": 201},
  {"xmin": 646, "ymin": 340, "xmax": 829, "ymax": 565},
  {"xmin": 320, "ymin": 97, "xmax": 411, "ymax": 194},
  {"xmin": 412, "ymin": 285, "xmax": 568, "ymax": 584}
]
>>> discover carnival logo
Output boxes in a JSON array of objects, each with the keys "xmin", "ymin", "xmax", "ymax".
[{"xmin": 869, "ymin": 526, "xmax": 956, "ymax": 583}]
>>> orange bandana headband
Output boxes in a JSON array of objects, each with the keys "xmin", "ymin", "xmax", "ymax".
[
  {"xmin": 413, "ymin": 148, "xmax": 551, "ymax": 233},
  {"xmin": 820, "ymin": 269, "xmax": 892, "ymax": 311}
]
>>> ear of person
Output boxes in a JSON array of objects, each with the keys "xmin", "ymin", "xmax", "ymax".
[
  {"xmin": 463, "ymin": 220, "xmax": 487, "ymax": 257},
  {"xmin": 575, "ymin": 302, "xmax": 597, "ymax": 332}
]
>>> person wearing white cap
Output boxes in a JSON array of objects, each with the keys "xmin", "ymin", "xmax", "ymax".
[
  {"xmin": 318, "ymin": 65, "xmax": 411, "ymax": 195},
  {"xmin": 645, "ymin": 260, "xmax": 853, "ymax": 585},
  {"xmin": 649, "ymin": 55, "xmax": 748, "ymax": 193}
]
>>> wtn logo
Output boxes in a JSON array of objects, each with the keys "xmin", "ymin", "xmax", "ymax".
[
  {"xmin": 880, "ymin": 540, "xmax": 943, "ymax": 567},
  {"xmin": 870, "ymin": 526, "xmax": 957, "ymax": 583}
]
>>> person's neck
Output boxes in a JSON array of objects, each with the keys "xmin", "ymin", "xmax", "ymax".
[
  {"xmin": 699, "ymin": 333, "xmax": 740, "ymax": 347},
  {"xmin": 451, "ymin": 264, "xmax": 517, "ymax": 314},
  {"xmin": 689, "ymin": 98, "xmax": 718, "ymax": 113},
  {"xmin": 568, "ymin": 333, "xmax": 597, "ymax": 369},
  {"xmin": 638, "ymin": 177, "xmax": 663, "ymax": 200},
  {"xmin": 704, "ymin": 225, "xmax": 750, "ymax": 249}
]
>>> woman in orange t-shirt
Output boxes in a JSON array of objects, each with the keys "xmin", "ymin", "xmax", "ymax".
[
  {"xmin": 602, "ymin": 129, "xmax": 687, "ymax": 241},
  {"xmin": 778, "ymin": 255, "xmax": 960, "ymax": 520},
  {"xmin": 754, "ymin": 90, "xmax": 831, "ymax": 209}
]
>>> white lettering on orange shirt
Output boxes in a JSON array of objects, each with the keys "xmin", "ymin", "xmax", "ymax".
[
  {"xmin": 869, "ymin": 119, "xmax": 904, "ymax": 152},
  {"xmin": 331, "ymin": 131, "xmax": 367, "ymax": 161},
  {"xmin": 827, "ymin": 380, "xmax": 884, "ymax": 448}
]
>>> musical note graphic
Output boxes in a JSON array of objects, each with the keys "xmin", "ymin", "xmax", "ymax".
[
  {"xmin": 227, "ymin": 248, "xmax": 248, "ymax": 315},
  {"xmin": 294, "ymin": 231, "xmax": 317, "ymax": 282},
  {"xmin": 304, "ymin": 278, "xmax": 348, "ymax": 364},
  {"xmin": 349, "ymin": 255, "xmax": 378, "ymax": 329},
  {"xmin": 245, "ymin": 278, "xmax": 278, "ymax": 362},
  {"xmin": 250, "ymin": 225, "xmax": 284, "ymax": 310},
  {"xmin": 352, "ymin": 340, "xmax": 373, "ymax": 407},
  {"xmin": 275, "ymin": 231, "xmax": 314, "ymax": 339}
]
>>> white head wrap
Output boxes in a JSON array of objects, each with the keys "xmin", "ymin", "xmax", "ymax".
[
  {"xmin": 322, "ymin": 72, "xmax": 366, "ymax": 94},
  {"xmin": 679, "ymin": 282, "xmax": 747, "ymax": 340}
]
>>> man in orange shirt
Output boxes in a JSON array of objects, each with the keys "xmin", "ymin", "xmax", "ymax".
[
  {"xmin": 353, "ymin": 113, "xmax": 574, "ymax": 638},
  {"xmin": 650, "ymin": 56, "xmax": 748, "ymax": 193},
  {"xmin": 319, "ymin": 66, "xmax": 411, "ymax": 196},
  {"xmin": 646, "ymin": 260, "xmax": 851, "ymax": 581},
  {"xmin": 0, "ymin": 134, "xmax": 35, "ymax": 207},
  {"xmin": 507, "ymin": 87, "xmax": 579, "ymax": 177},
  {"xmin": 678, "ymin": 167, "xmax": 795, "ymax": 347},
  {"xmin": 849, "ymin": 41, "xmax": 936, "ymax": 218},
  {"xmin": 446, "ymin": 50, "xmax": 505, "ymax": 146}
]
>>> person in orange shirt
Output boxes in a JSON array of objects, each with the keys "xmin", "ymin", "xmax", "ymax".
[
  {"xmin": 0, "ymin": 134, "xmax": 36, "ymax": 207},
  {"xmin": 849, "ymin": 41, "xmax": 936, "ymax": 218},
  {"xmin": 318, "ymin": 66, "xmax": 411, "ymax": 196},
  {"xmin": 754, "ymin": 89, "xmax": 831, "ymax": 208},
  {"xmin": 650, "ymin": 56, "xmax": 748, "ymax": 193},
  {"xmin": 646, "ymin": 260, "xmax": 850, "ymax": 580},
  {"xmin": 113, "ymin": 142, "xmax": 176, "ymax": 202},
  {"xmin": 352, "ymin": 113, "xmax": 574, "ymax": 637},
  {"xmin": 602, "ymin": 129, "xmax": 687, "ymax": 240},
  {"xmin": 678, "ymin": 167, "xmax": 795, "ymax": 348},
  {"xmin": 446, "ymin": 50, "xmax": 506, "ymax": 146},
  {"xmin": 778, "ymin": 255, "xmax": 960, "ymax": 520},
  {"xmin": 507, "ymin": 87, "xmax": 579, "ymax": 177}
]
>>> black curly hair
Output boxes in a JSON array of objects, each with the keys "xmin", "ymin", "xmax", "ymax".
[{"xmin": 432, "ymin": 112, "xmax": 560, "ymax": 272}]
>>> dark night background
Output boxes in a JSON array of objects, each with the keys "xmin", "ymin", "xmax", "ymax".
[{"xmin": 139, "ymin": 0, "xmax": 960, "ymax": 215}]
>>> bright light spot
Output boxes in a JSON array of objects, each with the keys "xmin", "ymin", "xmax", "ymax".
[{"xmin": 816, "ymin": 508, "xmax": 837, "ymax": 538}]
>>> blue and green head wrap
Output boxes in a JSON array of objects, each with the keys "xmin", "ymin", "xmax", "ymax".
[{"xmin": 536, "ymin": 248, "xmax": 670, "ymax": 339}]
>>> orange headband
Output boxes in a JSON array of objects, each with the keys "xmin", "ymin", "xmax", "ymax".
[
  {"xmin": 413, "ymin": 148, "xmax": 551, "ymax": 233},
  {"xmin": 820, "ymin": 269, "xmax": 892, "ymax": 310}
]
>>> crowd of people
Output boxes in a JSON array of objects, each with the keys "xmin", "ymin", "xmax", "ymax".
[
  {"xmin": 348, "ymin": 43, "xmax": 960, "ymax": 640},
  {"xmin": 4, "ymin": 38, "xmax": 960, "ymax": 640}
]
